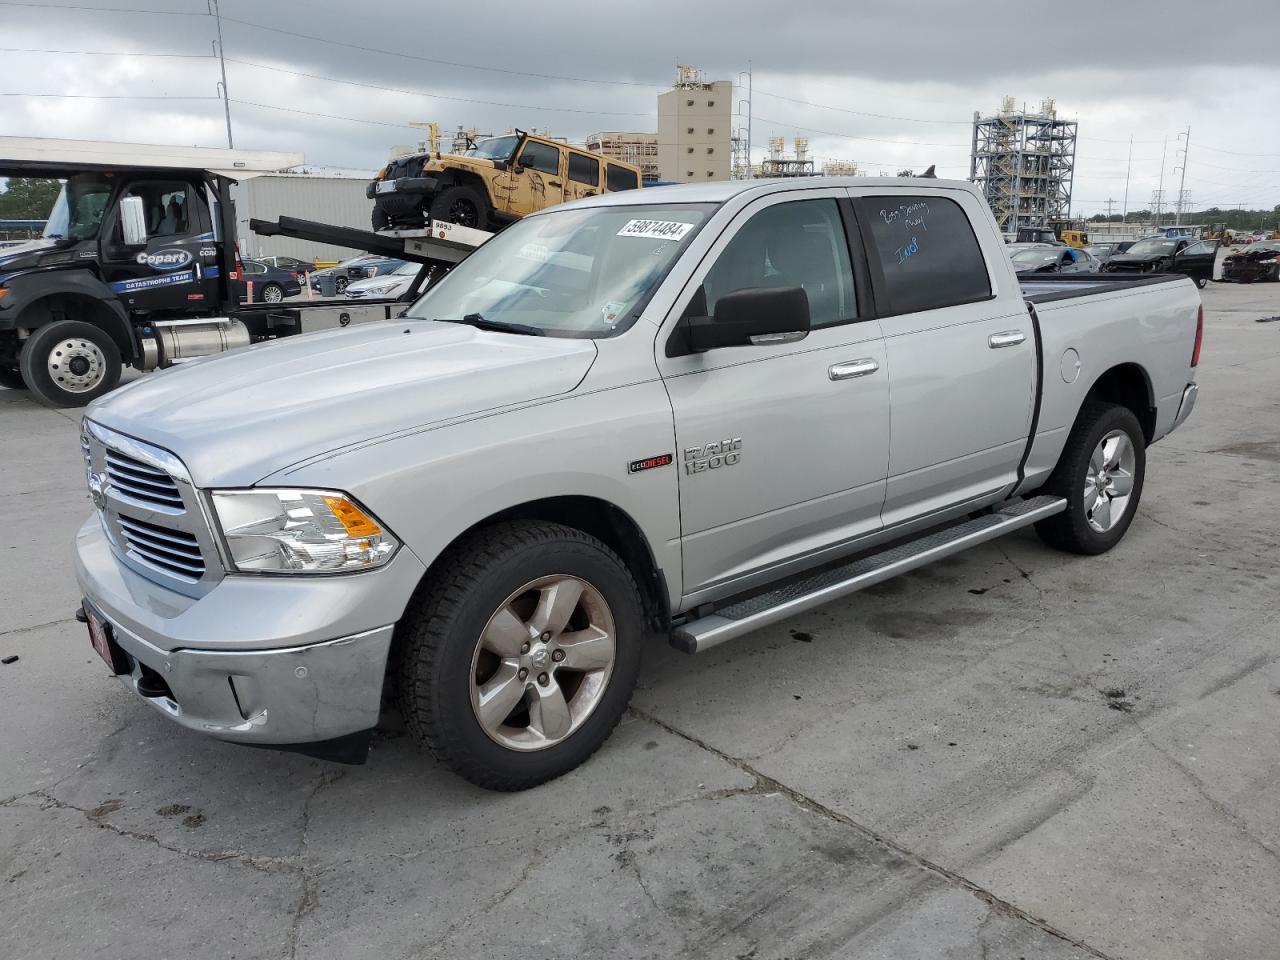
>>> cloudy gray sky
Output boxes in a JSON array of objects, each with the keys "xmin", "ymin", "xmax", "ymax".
[{"xmin": 3, "ymin": 0, "xmax": 1279, "ymax": 216}]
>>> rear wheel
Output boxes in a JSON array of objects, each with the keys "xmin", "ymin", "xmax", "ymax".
[
  {"xmin": 335, "ymin": 276, "xmax": 349, "ymax": 295},
  {"xmin": 1195, "ymin": 277, "xmax": 1209, "ymax": 289},
  {"xmin": 397, "ymin": 520, "xmax": 642, "ymax": 790},
  {"xmin": 429, "ymin": 184, "xmax": 489, "ymax": 230},
  {"xmin": 18, "ymin": 320, "xmax": 122, "ymax": 407},
  {"xmin": 1035, "ymin": 401, "xmax": 1146, "ymax": 555}
]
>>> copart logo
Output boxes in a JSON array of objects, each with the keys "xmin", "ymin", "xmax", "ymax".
[{"xmin": 136, "ymin": 248, "xmax": 193, "ymax": 271}]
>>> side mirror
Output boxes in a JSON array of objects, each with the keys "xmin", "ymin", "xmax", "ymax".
[
  {"xmin": 119, "ymin": 196, "xmax": 148, "ymax": 247},
  {"xmin": 685, "ymin": 286, "xmax": 810, "ymax": 353},
  {"xmin": 120, "ymin": 194, "xmax": 148, "ymax": 248}
]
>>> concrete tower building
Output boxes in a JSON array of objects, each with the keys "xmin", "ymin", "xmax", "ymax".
[{"xmin": 657, "ymin": 65, "xmax": 732, "ymax": 183}]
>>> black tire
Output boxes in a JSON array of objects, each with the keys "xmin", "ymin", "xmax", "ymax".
[
  {"xmin": 1195, "ymin": 277, "xmax": 1209, "ymax": 289},
  {"xmin": 18, "ymin": 320, "xmax": 122, "ymax": 407},
  {"xmin": 397, "ymin": 520, "xmax": 643, "ymax": 791},
  {"xmin": 335, "ymin": 276, "xmax": 349, "ymax": 295},
  {"xmin": 0, "ymin": 366, "xmax": 25, "ymax": 390},
  {"xmin": 1034, "ymin": 401, "xmax": 1146, "ymax": 555},
  {"xmin": 371, "ymin": 206, "xmax": 392, "ymax": 232},
  {"xmin": 428, "ymin": 184, "xmax": 489, "ymax": 230},
  {"xmin": 260, "ymin": 282, "xmax": 285, "ymax": 304}
]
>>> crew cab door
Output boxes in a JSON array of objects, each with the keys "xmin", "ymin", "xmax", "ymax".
[
  {"xmin": 100, "ymin": 179, "xmax": 217, "ymax": 314},
  {"xmin": 508, "ymin": 139, "xmax": 565, "ymax": 216},
  {"xmin": 851, "ymin": 190, "xmax": 1036, "ymax": 526},
  {"xmin": 1172, "ymin": 239, "xmax": 1218, "ymax": 284},
  {"xmin": 659, "ymin": 192, "xmax": 890, "ymax": 600}
]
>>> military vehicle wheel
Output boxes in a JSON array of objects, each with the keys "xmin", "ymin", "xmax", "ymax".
[
  {"xmin": 429, "ymin": 185, "xmax": 488, "ymax": 230},
  {"xmin": 0, "ymin": 366, "xmax": 25, "ymax": 390},
  {"xmin": 19, "ymin": 320, "xmax": 122, "ymax": 407},
  {"xmin": 371, "ymin": 207, "xmax": 392, "ymax": 232}
]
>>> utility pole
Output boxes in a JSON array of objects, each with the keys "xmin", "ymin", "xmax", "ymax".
[
  {"xmin": 210, "ymin": 0, "xmax": 233, "ymax": 148},
  {"xmin": 1121, "ymin": 134, "xmax": 1132, "ymax": 221},
  {"xmin": 1153, "ymin": 136, "xmax": 1167, "ymax": 228},
  {"xmin": 1103, "ymin": 198, "xmax": 1117, "ymax": 218},
  {"xmin": 745, "ymin": 61, "xmax": 752, "ymax": 179},
  {"xmin": 1174, "ymin": 126, "xmax": 1191, "ymax": 225}
]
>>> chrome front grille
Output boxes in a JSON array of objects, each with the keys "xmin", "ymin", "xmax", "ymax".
[
  {"xmin": 104, "ymin": 449, "xmax": 185, "ymax": 512},
  {"xmin": 117, "ymin": 514, "xmax": 206, "ymax": 581},
  {"xmin": 82, "ymin": 420, "xmax": 222, "ymax": 594}
]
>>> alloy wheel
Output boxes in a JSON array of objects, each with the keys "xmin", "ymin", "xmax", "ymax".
[{"xmin": 1084, "ymin": 430, "xmax": 1137, "ymax": 533}]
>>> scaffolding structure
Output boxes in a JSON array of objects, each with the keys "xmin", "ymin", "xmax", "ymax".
[
  {"xmin": 970, "ymin": 97, "xmax": 1077, "ymax": 236},
  {"xmin": 585, "ymin": 131, "xmax": 659, "ymax": 181},
  {"xmin": 757, "ymin": 136, "xmax": 819, "ymax": 177}
]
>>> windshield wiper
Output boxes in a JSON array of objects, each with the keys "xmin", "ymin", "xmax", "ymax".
[{"xmin": 434, "ymin": 313, "xmax": 545, "ymax": 337}]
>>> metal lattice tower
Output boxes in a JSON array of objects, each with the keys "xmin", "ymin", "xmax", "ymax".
[{"xmin": 970, "ymin": 97, "xmax": 1077, "ymax": 237}]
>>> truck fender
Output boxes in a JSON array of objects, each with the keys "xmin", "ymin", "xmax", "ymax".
[{"xmin": 5, "ymin": 270, "xmax": 139, "ymax": 362}]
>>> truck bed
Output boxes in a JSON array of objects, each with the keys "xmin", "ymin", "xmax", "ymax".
[{"xmin": 1019, "ymin": 273, "xmax": 1186, "ymax": 305}]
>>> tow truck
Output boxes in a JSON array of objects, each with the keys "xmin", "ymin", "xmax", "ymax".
[{"xmin": 0, "ymin": 137, "xmax": 489, "ymax": 406}]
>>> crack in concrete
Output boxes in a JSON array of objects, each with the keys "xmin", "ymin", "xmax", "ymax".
[
  {"xmin": 627, "ymin": 705, "xmax": 1120, "ymax": 960},
  {"xmin": 22, "ymin": 791, "xmax": 296, "ymax": 874},
  {"xmin": 0, "ymin": 615, "xmax": 78, "ymax": 639},
  {"xmin": 285, "ymin": 768, "xmax": 345, "ymax": 960}
]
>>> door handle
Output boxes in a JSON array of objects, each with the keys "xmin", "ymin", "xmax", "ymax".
[
  {"xmin": 548, "ymin": 181, "xmax": 563, "ymax": 188},
  {"xmin": 829, "ymin": 358, "xmax": 879, "ymax": 380},
  {"xmin": 988, "ymin": 330, "xmax": 1027, "ymax": 348}
]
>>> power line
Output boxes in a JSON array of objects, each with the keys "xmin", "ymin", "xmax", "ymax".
[
  {"xmin": 0, "ymin": 46, "xmax": 211, "ymax": 57},
  {"xmin": 224, "ymin": 58, "xmax": 655, "ymax": 116},
  {"xmin": 752, "ymin": 114, "xmax": 968, "ymax": 149},
  {"xmin": 218, "ymin": 13, "xmax": 661, "ymax": 89},
  {"xmin": 753, "ymin": 88, "xmax": 971, "ymax": 126},
  {"xmin": 0, "ymin": 0, "xmax": 204, "ymax": 13},
  {"xmin": 230, "ymin": 99, "xmax": 420, "ymax": 129},
  {"xmin": 0, "ymin": 92, "xmax": 220, "ymax": 100}
]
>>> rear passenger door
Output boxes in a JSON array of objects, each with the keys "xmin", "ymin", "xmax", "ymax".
[
  {"xmin": 564, "ymin": 152, "xmax": 602, "ymax": 203},
  {"xmin": 1172, "ymin": 239, "xmax": 1217, "ymax": 284},
  {"xmin": 852, "ymin": 190, "xmax": 1036, "ymax": 527}
]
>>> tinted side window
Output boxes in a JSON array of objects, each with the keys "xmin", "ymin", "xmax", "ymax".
[
  {"xmin": 863, "ymin": 195, "xmax": 990, "ymax": 314},
  {"xmin": 606, "ymin": 164, "xmax": 640, "ymax": 192},
  {"xmin": 519, "ymin": 140, "xmax": 561, "ymax": 175},
  {"xmin": 567, "ymin": 152, "xmax": 600, "ymax": 186},
  {"xmin": 695, "ymin": 198, "xmax": 856, "ymax": 329}
]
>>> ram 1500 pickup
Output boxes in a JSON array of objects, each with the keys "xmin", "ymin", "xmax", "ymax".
[{"xmin": 74, "ymin": 178, "xmax": 1203, "ymax": 789}]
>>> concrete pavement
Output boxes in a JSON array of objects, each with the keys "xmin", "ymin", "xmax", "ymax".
[{"xmin": 1, "ymin": 280, "xmax": 1278, "ymax": 959}]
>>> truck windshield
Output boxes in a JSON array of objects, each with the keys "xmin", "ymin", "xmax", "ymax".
[
  {"xmin": 42, "ymin": 174, "xmax": 111, "ymax": 241},
  {"xmin": 405, "ymin": 203, "xmax": 715, "ymax": 338},
  {"xmin": 465, "ymin": 135, "xmax": 519, "ymax": 161}
]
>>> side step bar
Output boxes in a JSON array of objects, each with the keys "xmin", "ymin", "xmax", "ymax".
[{"xmin": 671, "ymin": 495, "xmax": 1066, "ymax": 654}]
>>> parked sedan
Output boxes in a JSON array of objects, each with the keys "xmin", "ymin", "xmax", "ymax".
[
  {"xmin": 236, "ymin": 259, "xmax": 302, "ymax": 303},
  {"xmin": 309, "ymin": 255, "xmax": 407, "ymax": 294},
  {"xmin": 258, "ymin": 254, "xmax": 317, "ymax": 274},
  {"xmin": 1010, "ymin": 245, "xmax": 1099, "ymax": 275},
  {"xmin": 1104, "ymin": 236, "xmax": 1217, "ymax": 288},
  {"xmin": 1222, "ymin": 241, "xmax": 1280, "ymax": 282},
  {"xmin": 344, "ymin": 261, "xmax": 422, "ymax": 299},
  {"xmin": 1083, "ymin": 241, "xmax": 1137, "ymax": 266}
]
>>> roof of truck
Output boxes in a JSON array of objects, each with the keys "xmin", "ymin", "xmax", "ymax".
[
  {"xmin": 570, "ymin": 176, "xmax": 983, "ymax": 207},
  {"xmin": 0, "ymin": 136, "xmax": 304, "ymax": 180}
]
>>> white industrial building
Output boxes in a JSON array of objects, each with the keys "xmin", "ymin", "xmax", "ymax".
[
  {"xmin": 657, "ymin": 66, "xmax": 733, "ymax": 183},
  {"xmin": 233, "ymin": 173, "xmax": 375, "ymax": 264}
]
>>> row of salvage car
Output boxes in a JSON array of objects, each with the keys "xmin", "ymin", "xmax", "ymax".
[{"xmin": 1008, "ymin": 235, "xmax": 1279, "ymax": 286}]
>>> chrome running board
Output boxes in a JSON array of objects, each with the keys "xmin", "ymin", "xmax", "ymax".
[{"xmin": 671, "ymin": 495, "xmax": 1066, "ymax": 654}]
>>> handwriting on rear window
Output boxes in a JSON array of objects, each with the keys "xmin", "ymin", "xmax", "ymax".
[{"xmin": 880, "ymin": 201, "xmax": 931, "ymax": 231}]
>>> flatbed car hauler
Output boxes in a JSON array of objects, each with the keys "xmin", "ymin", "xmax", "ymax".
[{"xmin": 0, "ymin": 138, "xmax": 481, "ymax": 406}]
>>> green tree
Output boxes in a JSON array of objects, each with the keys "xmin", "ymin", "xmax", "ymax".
[
  {"xmin": 0, "ymin": 178, "xmax": 60, "ymax": 220},
  {"xmin": 896, "ymin": 168, "xmax": 914, "ymax": 177}
]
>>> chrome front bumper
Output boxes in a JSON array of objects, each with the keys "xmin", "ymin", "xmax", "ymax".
[{"xmin": 74, "ymin": 517, "xmax": 425, "ymax": 754}]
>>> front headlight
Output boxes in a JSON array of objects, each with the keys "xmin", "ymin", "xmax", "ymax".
[{"xmin": 210, "ymin": 488, "xmax": 399, "ymax": 574}]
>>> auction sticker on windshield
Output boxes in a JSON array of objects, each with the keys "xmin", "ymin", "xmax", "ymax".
[{"xmin": 617, "ymin": 219, "xmax": 694, "ymax": 241}]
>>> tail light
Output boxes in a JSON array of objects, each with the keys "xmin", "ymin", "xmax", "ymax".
[
  {"xmin": 229, "ymin": 257, "xmax": 243, "ymax": 282},
  {"xmin": 1191, "ymin": 303, "xmax": 1203, "ymax": 367}
]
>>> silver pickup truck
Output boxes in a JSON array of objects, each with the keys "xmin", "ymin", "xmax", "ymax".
[{"xmin": 74, "ymin": 178, "xmax": 1202, "ymax": 789}]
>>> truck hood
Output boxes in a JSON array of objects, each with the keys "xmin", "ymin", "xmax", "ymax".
[
  {"xmin": 88, "ymin": 320, "xmax": 598, "ymax": 486},
  {"xmin": 0, "ymin": 237, "xmax": 87, "ymax": 277}
]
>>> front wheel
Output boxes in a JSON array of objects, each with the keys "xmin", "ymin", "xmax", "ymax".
[
  {"xmin": 18, "ymin": 320, "xmax": 122, "ymax": 407},
  {"xmin": 1035, "ymin": 401, "xmax": 1146, "ymax": 555},
  {"xmin": 260, "ymin": 282, "xmax": 285, "ymax": 304},
  {"xmin": 334, "ymin": 276, "xmax": 349, "ymax": 295},
  {"xmin": 397, "ymin": 520, "xmax": 643, "ymax": 790},
  {"xmin": 428, "ymin": 184, "xmax": 489, "ymax": 230}
]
